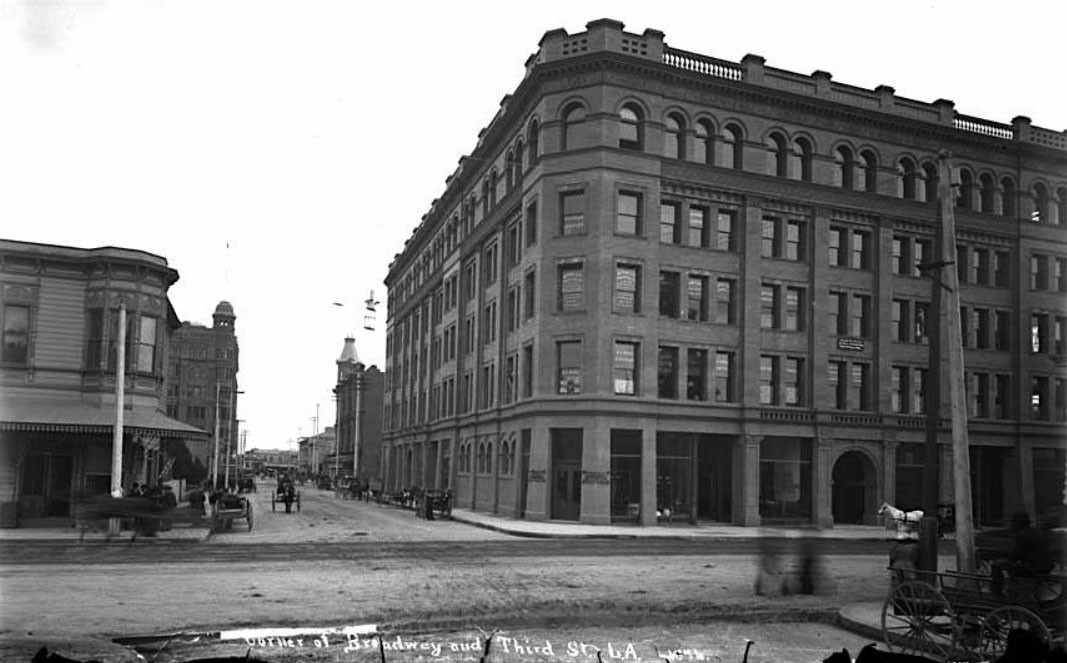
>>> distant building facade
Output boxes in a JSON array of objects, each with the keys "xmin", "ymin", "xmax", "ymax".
[
  {"xmin": 241, "ymin": 448, "xmax": 297, "ymax": 475},
  {"xmin": 380, "ymin": 20, "xmax": 1067, "ymax": 527},
  {"xmin": 0, "ymin": 240, "xmax": 207, "ymax": 526},
  {"xmin": 332, "ymin": 337, "xmax": 384, "ymax": 482},
  {"xmin": 297, "ymin": 426, "xmax": 336, "ymax": 477},
  {"xmin": 164, "ymin": 301, "xmax": 240, "ymax": 482}
]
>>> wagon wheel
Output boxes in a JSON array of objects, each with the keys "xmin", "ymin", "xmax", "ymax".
[
  {"xmin": 246, "ymin": 502, "xmax": 254, "ymax": 531},
  {"xmin": 975, "ymin": 605, "xmax": 1051, "ymax": 661},
  {"xmin": 882, "ymin": 580, "xmax": 957, "ymax": 662},
  {"xmin": 271, "ymin": 491, "xmax": 277, "ymax": 513}
]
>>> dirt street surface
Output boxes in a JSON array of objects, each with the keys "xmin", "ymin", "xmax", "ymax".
[{"xmin": 1, "ymin": 486, "xmax": 896, "ymax": 663}]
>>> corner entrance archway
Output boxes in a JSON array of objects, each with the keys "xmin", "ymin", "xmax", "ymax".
[{"xmin": 831, "ymin": 450, "xmax": 877, "ymax": 525}]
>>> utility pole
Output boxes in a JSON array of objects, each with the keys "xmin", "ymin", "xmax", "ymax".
[
  {"xmin": 936, "ymin": 151, "xmax": 976, "ymax": 573},
  {"xmin": 110, "ymin": 303, "xmax": 126, "ymax": 499}
]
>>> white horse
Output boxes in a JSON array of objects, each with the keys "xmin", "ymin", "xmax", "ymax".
[{"xmin": 879, "ymin": 502, "xmax": 924, "ymax": 541}]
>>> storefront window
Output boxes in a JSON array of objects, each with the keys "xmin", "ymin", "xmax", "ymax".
[
  {"xmin": 656, "ymin": 432, "xmax": 693, "ymax": 519},
  {"xmin": 610, "ymin": 430, "xmax": 642, "ymax": 521},
  {"xmin": 895, "ymin": 443, "xmax": 924, "ymax": 511},
  {"xmin": 758, "ymin": 437, "xmax": 812, "ymax": 522}
]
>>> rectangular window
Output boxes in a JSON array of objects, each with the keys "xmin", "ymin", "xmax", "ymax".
[
  {"xmin": 891, "ymin": 299, "xmax": 910, "ymax": 342},
  {"xmin": 557, "ymin": 340, "xmax": 581, "ymax": 394},
  {"xmin": 136, "ymin": 317, "xmax": 157, "ymax": 374},
  {"xmin": 970, "ymin": 372, "xmax": 990, "ymax": 419},
  {"xmin": 525, "ymin": 201, "xmax": 538, "ymax": 246},
  {"xmin": 557, "ymin": 263, "xmax": 584, "ymax": 312},
  {"xmin": 616, "ymin": 191, "xmax": 642, "ymax": 235},
  {"xmin": 972, "ymin": 248, "xmax": 989, "ymax": 285},
  {"xmin": 1056, "ymin": 378, "xmax": 1067, "ymax": 421},
  {"xmin": 659, "ymin": 271, "xmax": 680, "ymax": 318},
  {"xmin": 914, "ymin": 239, "xmax": 932, "ymax": 277},
  {"xmin": 688, "ymin": 206, "xmax": 708, "ymax": 247},
  {"xmin": 760, "ymin": 284, "xmax": 780, "ymax": 329},
  {"xmin": 974, "ymin": 308, "xmax": 990, "ymax": 349},
  {"xmin": 686, "ymin": 274, "xmax": 708, "ymax": 322},
  {"xmin": 1057, "ymin": 258, "xmax": 1067, "ymax": 292},
  {"xmin": 615, "ymin": 264, "xmax": 640, "ymax": 313},
  {"xmin": 1031, "ymin": 254, "xmax": 1049, "ymax": 290},
  {"xmin": 786, "ymin": 219, "xmax": 806, "ymax": 261},
  {"xmin": 613, "ymin": 341, "xmax": 638, "ymax": 395},
  {"xmin": 957, "ymin": 246, "xmax": 969, "ymax": 284},
  {"xmin": 464, "ymin": 316, "xmax": 475, "ymax": 354},
  {"xmin": 913, "ymin": 368, "xmax": 927, "ymax": 415},
  {"xmin": 2, "ymin": 304, "xmax": 30, "ymax": 365},
  {"xmin": 482, "ymin": 302, "xmax": 497, "ymax": 344},
  {"xmin": 915, "ymin": 302, "xmax": 929, "ymax": 344},
  {"xmin": 1056, "ymin": 316, "xmax": 1067, "ymax": 355},
  {"xmin": 759, "ymin": 355, "xmax": 779, "ymax": 405},
  {"xmin": 851, "ymin": 230, "xmax": 871, "ymax": 269},
  {"xmin": 480, "ymin": 363, "xmax": 495, "ymax": 408},
  {"xmin": 1032, "ymin": 313, "xmax": 1048, "ymax": 353},
  {"xmin": 686, "ymin": 348, "xmax": 707, "ymax": 401},
  {"xmin": 506, "ymin": 287, "xmax": 520, "ymax": 332},
  {"xmin": 852, "ymin": 362, "xmax": 871, "ymax": 410},
  {"xmin": 657, "ymin": 346, "xmax": 679, "ymax": 399},
  {"xmin": 1032, "ymin": 376, "xmax": 1049, "ymax": 420},
  {"xmin": 828, "ymin": 226, "xmax": 845, "ymax": 267},
  {"xmin": 891, "ymin": 366, "xmax": 908, "ymax": 413},
  {"xmin": 829, "ymin": 360, "xmax": 847, "ymax": 409},
  {"xmin": 507, "ymin": 223, "xmax": 522, "ymax": 266},
  {"xmin": 994, "ymin": 250, "xmax": 1010, "ymax": 287},
  {"xmin": 994, "ymin": 310, "xmax": 1010, "ymax": 350},
  {"xmin": 714, "ymin": 351, "xmax": 736, "ymax": 402},
  {"xmin": 784, "ymin": 356, "xmax": 805, "ymax": 406},
  {"xmin": 522, "ymin": 344, "xmax": 534, "ymax": 398},
  {"xmin": 716, "ymin": 210, "xmax": 736, "ymax": 251},
  {"xmin": 464, "ymin": 260, "xmax": 477, "ymax": 299},
  {"xmin": 784, "ymin": 286, "xmax": 805, "ymax": 331},
  {"xmin": 523, "ymin": 269, "xmax": 536, "ymax": 320},
  {"xmin": 659, "ymin": 202, "xmax": 680, "ymax": 244},
  {"xmin": 483, "ymin": 243, "xmax": 498, "ymax": 286},
  {"xmin": 504, "ymin": 354, "xmax": 518, "ymax": 404},
  {"xmin": 828, "ymin": 291, "xmax": 845, "ymax": 335},
  {"xmin": 851, "ymin": 294, "xmax": 871, "ymax": 338},
  {"xmin": 891, "ymin": 236, "xmax": 909, "ymax": 275},
  {"xmin": 761, "ymin": 217, "xmax": 779, "ymax": 258},
  {"xmin": 560, "ymin": 190, "xmax": 585, "ymax": 235},
  {"xmin": 716, "ymin": 278, "xmax": 736, "ymax": 325},
  {"xmin": 994, "ymin": 373, "xmax": 1010, "ymax": 419}
]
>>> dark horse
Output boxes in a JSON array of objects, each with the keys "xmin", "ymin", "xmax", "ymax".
[{"xmin": 278, "ymin": 479, "xmax": 296, "ymax": 513}]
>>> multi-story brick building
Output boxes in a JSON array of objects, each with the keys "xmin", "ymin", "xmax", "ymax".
[
  {"xmin": 381, "ymin": 19, "xmax": 1067, "ymax": 527},
  {"xmin": 164, "ymin": 301, "xmax": 240, "ymax": 482},
  {"xmin": 0, "ymin": 240, "xmax": 207, "ymax": 526},
  {"xmin": 332, "ymin": 337, "xmax": 384, "ymax": 483}
]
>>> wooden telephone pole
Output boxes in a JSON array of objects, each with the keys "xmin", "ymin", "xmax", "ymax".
[{"xmin": 927, "ymin": 150, "xmax": 976, "ymax": 573}]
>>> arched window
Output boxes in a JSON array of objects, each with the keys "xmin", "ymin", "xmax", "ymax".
[
  {"xmin": 485, "ymin": 442, "xmax": 493, "ymax": 474},
  {"xmin": 476, "ymin": 443, "xmax": 485, "ymax": 474},
  {"xmin": 834, "ymin": 146, "xmax": 855, "ymax": 189},
  {"xmin": 719, "ymin": 124, "xmax": 744, "ymax": 169},
  {"xmin": 957, "ymin": 169, "xmax": 974, "ymax": 209},
  {"xmin": 489, "ymin": 169, "xmax": 498, "ymax": 208},
  {"xmin": 514, "ymin": 139, "xmax": 524, "ymax": 180},
  {"xmin": 694, "ymin": 119, "xmax": 713, "ymax": 164},
  {"xmin": 792, "ymin": 138, "xmax": 813, "ymax": 182},
  {"xmin": 767, "ymin": 133, "xmax": 788, "ymax": 177},
  {"xmin": 664, "ymin": 113, "xmax": 685, "ymax": 160},
  {"xmin": 979, "ymin": 174, "xmax": 996, "ymax": 213},
  {"xmin": 528, "ymin": 119, "xmax": 540, "ymax": 164},
  {"xmin": 1001, "ymin": 177, "xmax": 1016, "ymax": 217},
  {"xmin": 859, "ymin": 149, "xmax": 878, "ymax": 192},
  {"xmin": 481, "ymin": 180, "xmax": 490, "ymax": 217},
  {"xmin": 922, "ymin": 162, "xmax": 939, "ymax": 203},
  {"xmin": 499, "ymin": 441, "xmax": 510, "ymax": 475},
  {"xmin": 1056, "ymin": 187, "xmax": 1067, "ymax": 226},
  {"xmin": 1032, "ymin": 183, "xmax": 1050, "ymax": 223},
  {"xmin": 504, "ymin": 151, "xmax": 514, "ymax": 192},
  {"xmin": 897, "ymin": 158, "xmax": 918, "ymax": 199},
  {"xmin": 619, "ymin": 104, "xmax": 643, "ymax": 150},
  {"xmin": 561, "ymin": 103, "xmax": 585, "ymax": 151}
]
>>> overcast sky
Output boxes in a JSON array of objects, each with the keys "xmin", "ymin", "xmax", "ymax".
[{"xmin": 3, "ymin": 0, "xmax": 1064, "ymax": 452}]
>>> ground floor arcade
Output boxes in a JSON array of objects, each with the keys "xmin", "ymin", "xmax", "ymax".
[{"xmin": 381, "ymin": 416, "xmax": 1065, "ymax": 528}]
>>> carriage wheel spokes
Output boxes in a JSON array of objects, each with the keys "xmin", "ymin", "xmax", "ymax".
[
  {"xmin": 976, "ymin": 605, "xmax": 1051, "ymax": 661},
  {"xmin": 882, "ymin": 581, "xmax": 957, "ymax": 662}
]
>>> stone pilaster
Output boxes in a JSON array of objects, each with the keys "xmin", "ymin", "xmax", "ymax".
[
  {"xmin": 813, "ymin": 437, "xmax": 833, "ymax": 529},
  {"xmin": 580, "ymin": 420, "xmax": 611, "ymax": 525},
  {"xmin": 734, "ymin": 434, "xmax": 762, "ymax": 526},
  {"xmin": 640, "ymin": 420, "xmax": 658, "ymax": 526},
  {"xmin": 524, "ymin": 420, "xmax": 550, "ymax": 521}
]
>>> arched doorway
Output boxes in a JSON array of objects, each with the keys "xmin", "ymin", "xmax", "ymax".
[{"xmin": 832, "ymin": 450, "xmax": 876, "ymax": 525}]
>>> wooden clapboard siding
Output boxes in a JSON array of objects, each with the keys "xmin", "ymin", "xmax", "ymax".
[{"xmin": 34, "ymin": 276, "xmax": 87, "ymax": 374}]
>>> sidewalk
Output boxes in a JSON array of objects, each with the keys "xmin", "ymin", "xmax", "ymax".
[{"xmin": 447, "ymin": 507, "xmax": 892, "ymax": 540}]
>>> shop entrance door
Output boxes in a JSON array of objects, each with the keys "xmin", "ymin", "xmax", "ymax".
[
  {"xmin": 550, "ymin": 429, "xmax": 582, "ymax": 521},
  {"xmin": 832, "ymin": 451, "xmax": 868, "ymax": 525},
  {"xmin": 20, "ymin": 454, "xmax": 74, "ymax": 519}
]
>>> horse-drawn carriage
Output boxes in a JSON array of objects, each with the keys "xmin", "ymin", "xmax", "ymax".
[
  {"xmin": 415, "ymin": 489, "xmax": 453, "ymax": 520},
  {"xmin": 210, "ymin": 491, "xmax": 254, "ymax": 532},
  {"xmin": 880, "ymin": 504, "xmax": 1065, "ymax": 661},
  {"xmin": 271, "ymin": 478, "xmax": 300, "ymax": 513}
]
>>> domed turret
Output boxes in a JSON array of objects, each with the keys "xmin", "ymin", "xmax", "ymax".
[
  {"xmin": 213, "ymin": 300, "xmax": 236, "ymax": 329},
  {"xmin": 336, "ymin": 337, "xmax": 364, "ymax": 380}
]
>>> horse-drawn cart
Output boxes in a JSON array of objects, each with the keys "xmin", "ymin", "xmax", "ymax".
[
  {"xmin": 271, "ymin": 481, "xmax": 300, "ymax": 513},
  {"xmin": 210, "ymin": 492, "xmax": 254, "ymax": 532}
]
